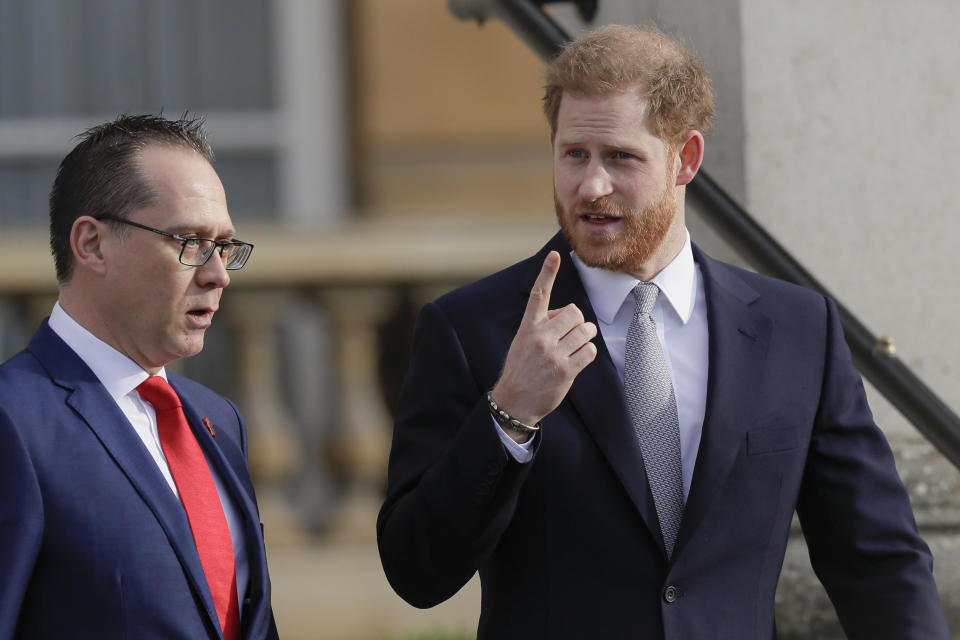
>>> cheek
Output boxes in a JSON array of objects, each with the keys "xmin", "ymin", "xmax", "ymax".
[
  {"xmin": 554, "ymin": 170, "xmax": 579, "ymax": 199},
  {"xmin": 149, "ymin": 276, "xmax": 192, "ymax": 319},
  {"xmin": 624, "ymin": 176, "xmax": 659, "ymax": 204}
]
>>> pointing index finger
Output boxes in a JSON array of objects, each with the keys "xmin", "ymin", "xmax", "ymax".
[{"xmin": 524, "ymin": 250, "xmax": 560, "ymax": 321}]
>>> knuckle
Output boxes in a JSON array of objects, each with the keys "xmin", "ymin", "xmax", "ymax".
[
  {"xmin": 572, "ymin": 324, "xmax": 593, "ymax": 343},
  {"xmin": 574, "ymin": 342, "xmax": 597, "ymax": 365},
  {"xmin": 531, "ymin": 335, "xmax": 550, "ymax": 352},
  {"xmin": 567, "ymin": 326, "xmax": 586, "ymax": 343}
]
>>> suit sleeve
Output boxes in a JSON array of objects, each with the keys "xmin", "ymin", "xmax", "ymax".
[
  {"xmin": 377, "ymin": 301, "xmax": 538, "ymax": 608},
  {"xmin": 218, "ymin": 396, "xmax": 281, "ymax": 640},
  {"xmin": 0, "ymin": 407, "xmax": 43, "ymax": 637},
  {"xmin": 225, "ymin": 397, "xmax": 249, "ymax": 460},
  {"xmin": 796, "ymin": 296, "xmax": 950, "ymax": 639}
]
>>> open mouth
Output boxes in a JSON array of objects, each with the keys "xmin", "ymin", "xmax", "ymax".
[
  {"xmin": 186, "ymin": 306, "xmax": 217, "ymax": 321},
  {"xmin": 186, "ymin": 308, "xmax": 215, "ymax": 329},
  {"xmin": 581, "ymin": 213, "xmax": 621, "ymax": 222}
]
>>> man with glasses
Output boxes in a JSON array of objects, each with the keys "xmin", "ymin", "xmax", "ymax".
[{"xmin": 0, "ymin": 114, "xmax": 278, "ymax": 639}]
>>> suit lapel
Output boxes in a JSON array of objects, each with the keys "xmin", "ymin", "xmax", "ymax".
[
  {"xmin": 674, "ymin": 248, "xmax": 772, "ymax": 556},
  {"xmin": 173, "ymin": 380, "xmax": 274, "ymax": 637},
  {"xmin": 536, "ymin": 238, "xmax": 775, "ymax": 559},
  {"xmin": 530, "ymin": 235, "xmax": 664, "ymax": 554},
  {"xmin": 28, "ymin": 323, "xmax": 222, "ymax": 636},
  {"xmin": 174, "ymin": 382, "xmax": 257, "ymax": 506}
]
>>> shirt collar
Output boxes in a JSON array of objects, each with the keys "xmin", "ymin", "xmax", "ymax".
[
  {"xmin": 571, "ymin": 230, "xmax": 697, "ymax": 325},
  {"xmin": 48, "ymin": 301, "xmax": 167, "ymax": 401}
]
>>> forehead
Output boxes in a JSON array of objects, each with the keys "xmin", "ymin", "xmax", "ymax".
[
  {"xmin": 555, "ymin": 87, "xmax": 662, "ymax": 148},
  {"xmin": 135, "ymin": 144, "xmax": 232, "ymax": 234}
]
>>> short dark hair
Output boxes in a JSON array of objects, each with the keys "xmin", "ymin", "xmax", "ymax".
[{"xmin": 49, "ymin": 113, "xmax": 215, "ymax": 284}]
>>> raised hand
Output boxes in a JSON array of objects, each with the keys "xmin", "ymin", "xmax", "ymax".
[{"xmin": 490, "ymin": 251, "xmax": 598, "ymax": 439}]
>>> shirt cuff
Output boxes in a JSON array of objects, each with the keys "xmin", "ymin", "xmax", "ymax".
[{"xmin": 492, "ymin": 415, "xmax": 535, "ymax": 463}]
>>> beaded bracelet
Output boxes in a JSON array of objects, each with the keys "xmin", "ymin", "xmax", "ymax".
[{"xmin": 486, "ymin": 391, "xmax": 541, "ymax": 434}]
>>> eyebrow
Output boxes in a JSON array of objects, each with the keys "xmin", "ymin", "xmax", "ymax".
[
  {"xmin": 556, "ymin": 138, "xmax": 648, "ymax": 155},
  {"xmin": 166, "ymin": 224, "xmax": 237, "ymax": 239}
]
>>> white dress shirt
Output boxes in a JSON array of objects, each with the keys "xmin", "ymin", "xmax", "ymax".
[
  {"xmin": 496, "ymin": 232, "xmax": 708, "ymax": 500},
  {"xmin": 48, "ymin": 302, "xmax": 250, "ymax": 609}
]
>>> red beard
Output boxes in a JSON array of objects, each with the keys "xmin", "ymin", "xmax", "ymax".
[{"xmin": 555, "ymin": 179, "xmax": 677, "ymax": 274}]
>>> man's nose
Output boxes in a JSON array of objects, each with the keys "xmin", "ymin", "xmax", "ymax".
[
  {"xmin": 196, "ymin": 249, "xmax": 231, "ymax": 288},
  {"xmin": 578, "ymin": 160, "xmax": 614, "ymax": 202}
]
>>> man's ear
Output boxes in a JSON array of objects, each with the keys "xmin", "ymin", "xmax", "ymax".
[
  {"xmin": 674, "ymin": 130, "xmax": 705, "ymax": 186},
  {"xmin": 70, "ymin": 216, "xmax": 109, "ymax": 277}
]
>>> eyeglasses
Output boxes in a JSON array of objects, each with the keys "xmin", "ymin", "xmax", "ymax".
[{"xmin": 97, "ymin": 215, "xmax": 254, "ymax": 270}]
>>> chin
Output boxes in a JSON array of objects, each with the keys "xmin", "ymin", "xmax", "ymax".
[
  {"xmin": 565, "ymin": 231, "xmax": 630, "ymax": 268},
  {"xmin": 171, "ymin": 336, "xmax": 206, "ymax": 361},
  {"xmin": 571, "ymin": 239, "xmax": 615, "ymax": 264},
  {"xmin": 183, "ymin": 341, "xmax": 205, "ymax": 358}
]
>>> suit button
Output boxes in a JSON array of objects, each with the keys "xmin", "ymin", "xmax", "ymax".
[{"xmin": 663, "ymin": 585, "xmax": 682, "ymax": 603}]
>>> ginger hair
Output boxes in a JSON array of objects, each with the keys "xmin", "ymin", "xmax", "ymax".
[{"xmin": 543, "ymin": 24, "xmax": 715, "ymax": 144}]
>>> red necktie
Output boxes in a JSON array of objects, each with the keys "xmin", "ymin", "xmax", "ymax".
[{"xmin": 137, "ymin": 376, "xmax": 240, "ymax": 640}]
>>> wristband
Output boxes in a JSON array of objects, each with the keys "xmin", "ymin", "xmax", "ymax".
[{"xmin": 487, "ymin": 391, "xmax": 541, "ymax": 434}]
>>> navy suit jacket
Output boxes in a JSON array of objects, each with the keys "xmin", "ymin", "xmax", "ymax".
[
  {"xmin": 0, "ymin": 321, "xmax": 279, "ymax": 639},
  {"xmin": 377, "ymin": 233, "xmax": 949, "ymax": 639}
]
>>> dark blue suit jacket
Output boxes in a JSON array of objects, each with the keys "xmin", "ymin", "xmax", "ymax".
[
  {"xmin": 0, "ymin": 321, "xmax": 279, "ymax": 639},
  {"xmin": 378, "ymin": 233, "xmax": 949, "ymax": 639}
]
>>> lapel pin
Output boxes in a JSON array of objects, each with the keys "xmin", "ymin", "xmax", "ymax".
[{"xmin": 202, "ymin": 417, "xmax": 216, "ymax": 437}]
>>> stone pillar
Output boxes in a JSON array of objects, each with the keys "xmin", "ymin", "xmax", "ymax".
[
  {"xmin": 223, "ymin": 290, "xmax": 299, "ymax": 483},
  {"xmin": 321, "ymin": 285, "xmax": 398, "ymax": 542},
  {"xmin": 273, "ymin": 0, "xmax": 350, "ymax": 224}
]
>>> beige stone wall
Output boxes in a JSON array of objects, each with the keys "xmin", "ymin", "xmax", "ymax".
[{"xmin": 350, "ymin": 0, "xmax": 553, "ymax": 218}]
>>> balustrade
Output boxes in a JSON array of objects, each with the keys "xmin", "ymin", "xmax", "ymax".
[{"xmin": 0, "ymin": 220, "xmax": 554, "ymax": 538}]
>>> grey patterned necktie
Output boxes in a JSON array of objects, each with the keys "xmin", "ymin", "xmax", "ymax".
[{"xmin": 624, "ymin": 282, "xmax": 684, "ymax": 556}]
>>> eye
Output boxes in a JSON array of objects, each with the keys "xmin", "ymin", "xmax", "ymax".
[
  {"xmin": 183, "ymin": 238, "xmax": 201, "ymax": 248},
  {"xmin": 613, "ymin": 151, "xmax": 636, "ymax": 160},
  {"xmin": 566, "ymin": 149, "xmax": 586, "ymax": 159}
]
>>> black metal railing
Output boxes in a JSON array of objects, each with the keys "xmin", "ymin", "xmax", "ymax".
[{"xmin": 448, "ymin": 0, "xmax": 960, "ymax": 470}]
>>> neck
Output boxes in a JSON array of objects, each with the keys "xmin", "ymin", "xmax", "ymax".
[
  {"xmin": 58, "ymin": 288, "xmax": 163, "ymax": 375},
  {"xmin": 628, "ymin": 215, "xmax": 687, "ymax": 282}
]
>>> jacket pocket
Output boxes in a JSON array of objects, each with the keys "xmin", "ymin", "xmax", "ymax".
[{"xmin": 747, "ymin": 424, "xmax": 807, "ymax": 455}]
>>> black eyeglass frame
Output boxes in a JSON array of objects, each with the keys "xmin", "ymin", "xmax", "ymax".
[{"xmin": 97, "ymin": 215, "xmax": 253, "ymax": 270}]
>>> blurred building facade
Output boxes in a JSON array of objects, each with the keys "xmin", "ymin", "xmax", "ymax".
[
  {"xmin": 0, "ymin": 0, "xmax": 349, "ymax": 224},
  {"xmin": 1, "ymin": 1, "xmax": 959, "ymax": 637}
]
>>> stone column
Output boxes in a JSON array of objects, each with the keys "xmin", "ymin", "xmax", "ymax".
[
  {"xmin": 223, "ymin": 290, "xmax": 299, "ymax": 484},
  {"xmin": 321, "ymin": 285, "xmax": 398, "ymax": 542}
]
